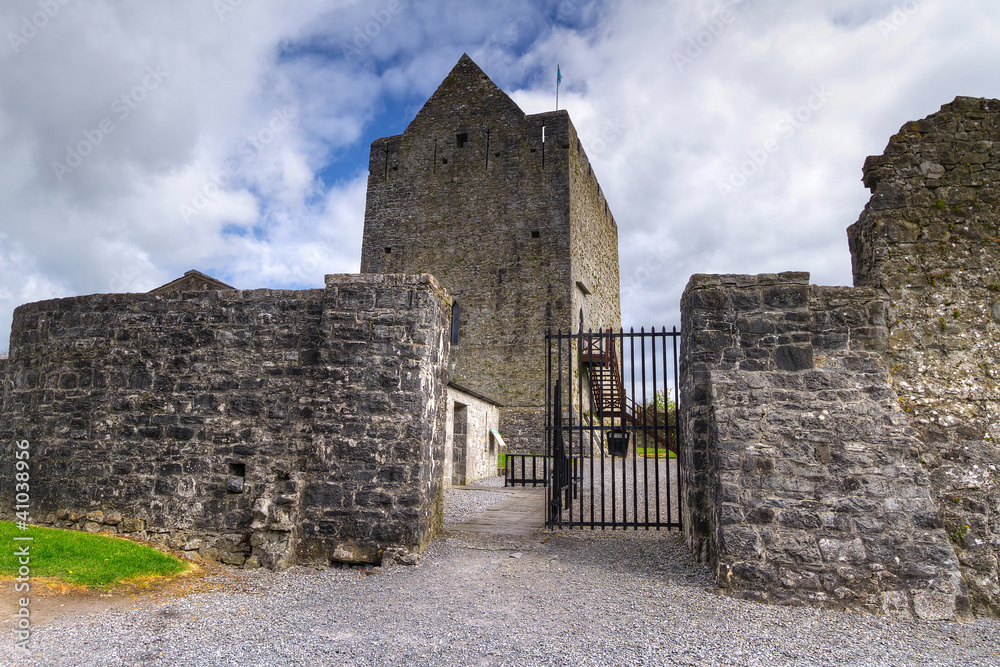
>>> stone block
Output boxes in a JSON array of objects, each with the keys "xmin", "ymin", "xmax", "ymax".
[
  {"xmin": 120, "ymin": 517, "xmax": 143, "ymax": 533},
  {"xmin": 774, "ymin": 345, "xmax": 814, "ymax": 371},
  {"xmin": 718, "ymin": 525, "xmax": 763, "ymax": 560},
  {"xmin": 220, "ymin": 552, "xmax": 247, "ymax": 566},
  {"xmin": 770, "ymin": 535, "xmax": 822, "ymax": 564},
  {"xmin": 776, "ymin": 510, "xmax": 821, "ymax": 530},
  {"xmin": 912, "ymin": 590, "xmax": 956, "ymax": 621},
  {"xmin": 818, "ymin": 538, "xmax": 867, "ymax": 564},
  {"xmin": 226, "ymin": 475, "xmax": 244, "ymax": 494},
  {"xmin": 880, "ymin": 591, "xmax": 911, "ymax": 617}
]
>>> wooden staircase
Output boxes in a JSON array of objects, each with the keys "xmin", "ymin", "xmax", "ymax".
[{"xmin": 579, "ymin": 330, "xmax": 676, "ymax": 455}]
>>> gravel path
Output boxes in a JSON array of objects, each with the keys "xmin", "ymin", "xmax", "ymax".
[
  {"xmin": 562, "ymin": 457, "xmax": 680, "ymax": 527},
  {"xmin": 4, "ymin": 528, "xmax": 999, "ymax": 666},
  {"xmin": 3, "ymin": 486, "xmax": 1000, "ymax": 666},
  {"xmin": 444, "ymin": 477, "xmax": 513, "ymax": 528}
]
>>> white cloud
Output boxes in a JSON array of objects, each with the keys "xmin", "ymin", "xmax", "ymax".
[
  {"xmin": 1, "ymin": 0, "xmax": 1000, "ymax": 349},
  {"xmin": 506, "ymin": 0, "xmax": 1000, "ymax": 327}
]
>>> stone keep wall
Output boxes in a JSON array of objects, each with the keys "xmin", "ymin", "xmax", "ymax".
[
  {"xmin": 849, "ymin": 96, "xmax": 1000, "ymax": 614},
  {"xmin": 680, "ymin": 273, "xmax": 965, "ymax": 618},
  {"xmin": 444, "ymin": 385, "xmax": 501, "ymax": 486},
  {"xmin": 360, "ymin": 55, "xmax": 620, "ymax": 453},
  {"xmin": 569, "ymin": 124, "xmax": 622, "ymax": 335},
  {"xmin": 0, "ymin": 273, "xmax": 451, "ymax": 569}
]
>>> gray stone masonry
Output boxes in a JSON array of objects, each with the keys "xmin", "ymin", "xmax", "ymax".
[
  {"xmin": 360, "ymin": 54, "xmax": 620, "ymax": 453},
  {"xmin": 849, "ymin": 97, "xmax": 1000, "ymax": 615},
  {"xmin": 0, "ymin": 273, "xmax": 451, "ymax": 569},
  {"xmin": 679, "ymin": 97, "xmax": 1000, "ymax": 618},
  {"xmin": 681, "ymin": 273, "xmax": 965, "ymax": 618}
]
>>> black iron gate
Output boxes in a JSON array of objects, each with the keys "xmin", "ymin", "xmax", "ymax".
[{"xmin": 545, "ymin": 327, "xmax": 681, "ymax": 530}]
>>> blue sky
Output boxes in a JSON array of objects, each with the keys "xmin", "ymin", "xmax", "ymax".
[{"xmin": 2, "ymin": 0, "xmax": 1000, "ymax": 350}]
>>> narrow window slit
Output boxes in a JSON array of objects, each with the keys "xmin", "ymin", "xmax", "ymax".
[{"xmin": 451, "ymin": 302, "xmax": 460, "ymax": 345}]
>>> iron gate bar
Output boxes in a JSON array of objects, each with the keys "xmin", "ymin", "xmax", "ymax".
[
  {"xmin": 545, "ymin": 327, "xmax": 682, "ymax": 530},
  {"xmin": 647, "ymin": 330, "xmax": 656, "ymax": 526},
  {"xmin": 630, "ymin": 329, "xmax": 638, "ymax": 528}
]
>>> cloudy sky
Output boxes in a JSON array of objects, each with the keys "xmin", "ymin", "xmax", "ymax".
[{"xmin": 1, "ymin": 0, "xmax": 998, "ymax": 350}]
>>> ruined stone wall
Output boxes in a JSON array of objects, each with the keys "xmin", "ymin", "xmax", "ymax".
[
  {"xmin": 680, "ymin": 273, "xmax": 964, "ymax": 618},
  {"xmin": 0, "ymin": 273, "xmax": 451, "ymax": 569},
  {"xmin": 848, "ymin": 96, "xmax": 1000, "ymax": 614},
  {"xmin": 360, "ymin": 55, "xmax": 620, "ymax": 453}
]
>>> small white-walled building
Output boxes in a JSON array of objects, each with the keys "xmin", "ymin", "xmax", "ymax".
[{"xmin": 444, "ymin": 383, "xmax": 503, "ymax": 486}]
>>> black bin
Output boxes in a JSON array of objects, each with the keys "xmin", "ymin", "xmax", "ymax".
[{"xmin": 607, "ymin": 426, "xmax": 629, "ymax": 457}]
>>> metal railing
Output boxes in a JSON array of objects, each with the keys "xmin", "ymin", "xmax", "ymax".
[
  {"xmin": 504, "ymin": 454, "xmax": 549, "ymax": 487},
  {"xmin": 504, "ymin": 453, "xmax": 582, "ymax": 490}
]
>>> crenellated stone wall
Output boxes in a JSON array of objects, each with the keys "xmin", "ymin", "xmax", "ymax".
[{"xmin": 0, "ymin": 273, "xmax": 451, "ymax": 569}]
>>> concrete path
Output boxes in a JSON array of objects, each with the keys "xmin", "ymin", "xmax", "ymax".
[{"xmin": 449, "ymin": 486, "xmax": 546, "ymax": 535}]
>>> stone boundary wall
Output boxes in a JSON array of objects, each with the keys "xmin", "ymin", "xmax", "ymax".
[
  {"xmin": 680, "ymin": 273, "xmax": 965, "ymax": 618},
  {"xmin": 849, "ymin": 96, "xmax": 1000, "ymax": 615},
  {"xmin": 0, "ymin": 273, "xmax": 451, "ymax": 569}
]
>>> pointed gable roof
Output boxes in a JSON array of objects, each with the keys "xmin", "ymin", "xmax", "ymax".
[
  {"xmin": 150, "ymin": 270, "xmax": 235, "ymax": 294},
  {"xmin": 404, "ymin": 54, "xmax": 527, "ymax": 136}
]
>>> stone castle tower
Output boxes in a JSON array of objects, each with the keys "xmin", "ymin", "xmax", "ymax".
[{"xmin": 361, "ymin": 55, "xmax": 621, "ymax": 451}]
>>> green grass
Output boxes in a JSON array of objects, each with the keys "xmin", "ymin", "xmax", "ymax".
[
  {"xmin": 634, "ymin": 448, "xmax": 678, "ymax": 459},
  {"xmin": 0, "ymin": 521, "xmax": 188, "ymax": 588}
]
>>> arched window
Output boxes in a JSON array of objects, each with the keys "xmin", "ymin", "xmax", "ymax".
[{"xmin": 451, "ymin": 301, "xmax": 460, "ymax": 345}]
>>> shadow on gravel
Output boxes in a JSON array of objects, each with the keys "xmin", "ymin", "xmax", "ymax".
[{"xmin": 537, "ymin": 529, "xmax": 716, "ymax": 587}]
